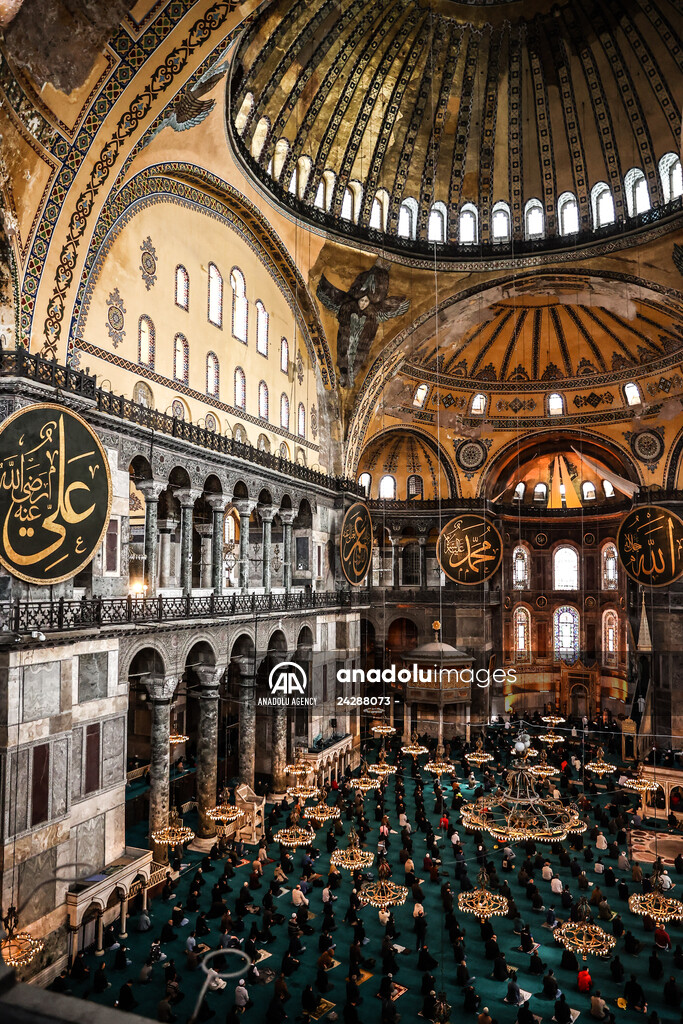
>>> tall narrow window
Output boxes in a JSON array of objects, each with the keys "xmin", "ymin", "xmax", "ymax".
[
  {"xmin": 208, "ymin": 263, "xmax": 223, "ymax": 327},
  {"xmin": 398, "ymin": 198, "xmax": 418, "ymax": 240},
  {"xmin": 557, "ymin": 192, "xmax": 579, "ymax": 235},
  {"xmin": 31, "ymin": 743, "xmax": 50, "ymax": 827},
  {"xmin": 174, "ymin": 333, "xmax": 188, "ymax": 383},
  {"xmin": 492, "ymin": 201, "xmax": 511, "ymax": 241},
  {"xmin": 459, "ymin": 204, "xmax": 478, "ymax": 244},
  {"xmin": 175, "ymin": 265, "xmax": 189, "ymax": 309},
  {"xmin": 624, "ymin": 168, "xmax": 649, "ymax": 216},
  {"xmin": 548, "ymin": 393, "xmax": 564, "ymax": 416},
  {"xmin": 513, "ymin": 606, "xmax": 531, "ymax": 662},
  {"xmin": 471, "ymin": 393, "xmax": 486, "ymax": 415},
  {"xmin": 314, "ymin": 181, "xmax": 325, "ymax": 210},
  {"xmin": 379, "ymin": 475, "xmax": 396, "ymax": 500},
  {"xmin": 104, "ymin": 518, "xmax": 120, "ymax": 575},
  {"xmin": 624, "ymin": 382, "xmax": 641, "ymax": 406},
  {"xmin": 554, "ymin": 606, "xmax": 580, "ymax": 662},
  {"xmin": 206, "ymin": 352, "xmax": 219, "ymax": 397},
  {"xmin": 512, "ymin": 545, "xmax": 529, "ymax": 589},
  {"xmin": 660, "ymin": 152, "xmax": 683, "ymax": 203},
  {"xmin": 602, "ymin": 609, "xmax": 618, "ymax": 667},
  {"xmin": 341, "ymin": 189, "xmax": 354, "ymax": 221},
  {"xmin": 280, "ymin": 337, "xmax": 289, "ymax": 374},
  {"xmin": 524, "ymin": 198, "xmax": 544, "ymax": 239},
  {"xmin": 230, "ymin": 268, "xmax": 247, "ymax": 342},
  {"xmin": 256, "ymin": 300, "xmax": 269, "ymax": 356},
  {"xmin": 603, "ymin": 479, "xmax": 615, "ymax": 499},
  {"xmin": 513, "ymin": 482, "xmax": 525, "ymax": 502},
  {"xmin": 85, "ymin": 723, "xmax": 100, "ymax": 795},
  {"xmin": 258, "ymin": 381, "xmax": 269, "ymax": 421},
  {"xmin": 298, "ymin": 402, "xmax": 305, "ymax": 438},
  {"xmin": 428, "ymin": 202, "xmax": 447, "ymax": 243},
  {"xmin": 138, "ymin": 315, "xmax": 154, "ymax": 367},
  {"xmin": 591, "ymin": 182, "xmax": 615, "ymax": 228},
  {"xmin": 407, "ymin": 475, "xmax": 423, "ymax": 500},
  {"xmin": 554, "ymin": 546, "xmax": 579, "ymax": 590},
  {"xmin": 358, "ymin": 473, "xmax": 371, "ymax": 496},
  {"xmin": 602, "ymin": 543, "xmax": 618, "ymax": 590},
  {"xmin": 280, "ymin": 392, "xmax": 289, "ymax": 429},
  {"xmin": 234, "ymin": 367, "xmax": 246, "ymax": 410},
  {"xmin": 413, "ymin": 384, "xmax": 429, "ymax": 407}
]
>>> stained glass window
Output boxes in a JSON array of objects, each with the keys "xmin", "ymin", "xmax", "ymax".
[
  {"xmin": 512, "ymin": 546, "xmax": 529, "ymax": 589},
  {"xmin": 554, "ymin": 606, "xmax": 579, "ymax": 662},
  {"xmin": 602, "ymin": 609, "xmax": 618, "ymax": 667},
  {"xmin": 602, "ymin": 543, "xmax": 618, "ymax": 590},
  {"xmin": 513, "ymin": 606, "xmax": 531, "ymax": 662}
]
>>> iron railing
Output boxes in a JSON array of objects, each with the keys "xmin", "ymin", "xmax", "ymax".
[{"xmin": 0, "ymin": 588, "xmax": 369, "ymax": 635}]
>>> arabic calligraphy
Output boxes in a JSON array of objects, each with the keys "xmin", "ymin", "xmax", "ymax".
[
  {"xmin": 0, "ymin": 404, "xmax": 112, "ymax": 585},
  {"xmin": 437, "ymin": 514, "xmax": 503, "ymax": 586},
  {"xmin": 617, "ymin": 505, "xmax": 683, "ymax": 587},
  {"xmin": 340, "ymin": 502, "xmax": 373, "ymax": 585}
]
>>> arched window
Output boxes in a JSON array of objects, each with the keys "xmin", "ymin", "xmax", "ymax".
[
  {"xmin": 280, "ymin": 337, "xmax": 289, "ymax": 374},
  {"xmin": 297, "ymin": 402, "xmax": 306, "ymax": 438},
  {"xmin": 138, "ymin": 315, "xmax": 154, "ymax": 366},
  {"xmin": 554, "ymin": 606, "xmax": 580, "ymax": 662},
  {"xmin": 175, "ymin": 265, "xmax": 189, "ymax": 309},
  {"xmin": 459, "ymin": 203, "xmax": 478, "ymax": 245},
  {"xmin": 491, "ymin": 201, "xmax": 511, "ymax": 242},
  {"xmin": 280, "ymin": 392, "xmax": 289, "ymax": 430},
  {"xmin": 251, "ymin": 116, "xmax": 270, "ymax": 160},
  {"xmin": 315, "ymin": 169, "xmax": 336, "ymax": 211},
  {"xmin": 230, "ymin": 268, "xmax": 247, "ymax": 343},
  {"xmin": 660, "ymin": 152, "xmax": 683, "ymax": 203},
  {"xmin": 234, "ymin": 367, "xmax": 246, "ymax": 410},
  {"xmin": 428, "ymin": 202, "xmax": 447, "ymax": 243},
  {"xmin": 289, "ymin": 156, "xmax": 312, "ymax": 199},
  {"xmin": 624, "ymin": 382, "xmax": 641, "ymax": 407},
  {"xmin": 534, "ymin": 483, "xmax": 548, "ymax": 503},
  {"xmin": 471, "ymin": 393, "xmax": 486, "ymax": 415},
  {"xmin": 591, "ymin": 182, "xmax": 615, "ymax": 228},
  {"xmin": 582, "ymin": 481, "xmax": 596, "ymax": 501},
  {"xmin": 413, "ymin": 383, "xmax": 429, "ymax": 408},
  {"xmin": 554, "ymin": 546, "xmax": 579, "ymax": 590},
  {"xmin": 206, "ymin": 352, "xmax": 219, "ymax": 397},
  {"xmin": 234, "ymin": 92, "xmax": 254, "ymax": 136},
  {"xmin": 398, "ymin": 197, "xmax": 418, "ymax": 240},
  {"xmin": 258, "ymin": 381, "xmax": 269, "ymax": 421},
  {"xmin": 602, "ymin": 543, "xmax": 618, "ymax": 590},
  {"xmin": 255, "ymin": 300, "xmax": 268, "ymax": 356},
  {"xmin": 173, "ymin": 333, "xmax": 188, "ymax": 383},
  {"xmin": 341, "ymin": 183, "xmax": 364, "ymax": 222},
  {"xmin": 513, "ymin": 482, "xmax": 525, "ymax": 502},
  {"xmin": 603, "ymin": 479, "xmax": 615, "ymax": 499},
  {"xmin": 602, "ymin": 609, "xmax": 618, "ymax": 667},
  {"xmin": 379, "ymin": 475, "xmax": 396, "ymax": 500},
  {"xmin": 358, "ymin": 473, "xmax": 371, "ymax": 496},
  {"xmin": 547, "ymin": 392, "xmax": 564, "ymax": 416},
  {"xmin": 208, "ymin": 263, "xmax": 223, "ymax": 327},
  {"xmin": 273, "ymin": 138, "xmax": 290, "ymax": 182},
  {"xmin": 624, "ymin": 167, "xmax": 650, "ymax": 216},
  {"xmin": 512, "ymin": 545, "xmax": 529, "ymax": 589},
  {"xmin": 513, "ymin": 606, "xmax": 531, "ymax": 662},
  {"xmin": 314, "ymin": 181, "xmax": 326, "ymax": 210},
  {"xmin": 557, "ymin": 191, "xmax": 579, "ymax": 235},
  {"xmin": 407, "ymin": 474, "xmax": 423, "ymax": 500},
  {"xmin": 370, "ymin": 189, "xmax": 390, "ymax": 231},
  {"xmin": 524, "ymin": 198, "xmax": 544, "ymax": 239}
]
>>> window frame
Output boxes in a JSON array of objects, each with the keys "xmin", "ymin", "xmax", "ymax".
[
  {"xmin": 258, "ymin": 380, "xmax": 269, "ymax": 421},
  {"xmin": 378, "ymin": 475, "xmax": 397, "ymax": 500},
  {"xmin": 553, "ymin": 545, "xmax": 580, "ymax": 591},
  {"xmin": 234, "ymin": 367, "xmax": 246, "ymax": 410},
  {"xmin": 255, "ymin": 300, "xmax": 269, "ymax": 357},
  {"xmin": 230, "ymin": 267, "xmax": 248, "ymax": 343},
  {"xmin": 175, "ymin": 265, "xmax": 189, "ymax": 310},
  {"xmin": 553, "ymin": 605, "xmax": 580, "ymax": 662},
  {"xmin": 137, "ymin": 315, "xmax": 155, "ymax": 367}
]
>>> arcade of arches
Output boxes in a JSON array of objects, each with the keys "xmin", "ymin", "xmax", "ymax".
[{"xmin": 0, "ymin": 1, "xmax": 682, "ymax": 1021}]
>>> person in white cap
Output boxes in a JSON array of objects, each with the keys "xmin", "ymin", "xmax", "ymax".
[{"xmin": 234, "ymin": 979, "xmax": 252, "ymax": 1008}]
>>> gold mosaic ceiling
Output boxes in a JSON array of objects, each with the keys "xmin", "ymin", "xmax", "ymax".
[
  {"xmin": 232, "ymin": 0, "xmax": 682, "ymax": 251},
  {"xmin": 357, "ymin": 429, "xmax": 452, "ymax": 499}
]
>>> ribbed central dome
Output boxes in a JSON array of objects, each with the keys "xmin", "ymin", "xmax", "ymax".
[{"xmin": 231, "ymin": 0, "xmax": 682, "ymax": 257}]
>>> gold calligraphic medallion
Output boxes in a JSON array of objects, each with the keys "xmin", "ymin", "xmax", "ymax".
[
  {"xmin": 0, "ymin": 404, "xmax": 112, "ymax": 585},
  {"xmin": 436, "ymin": 513, "xmax": 503, "ymax": 585},
  {"xmin": 617, "ymin": 505, "xmax": 683, "ymax": 588},
  {"xmin": 340, "ymin": 502, "xmax": 373, "ymax": 585}
]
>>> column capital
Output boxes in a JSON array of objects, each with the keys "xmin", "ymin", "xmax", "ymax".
[
  {"xmin": 143, "ymin": 674, "xmax": 178, "ymax": 702},
  {"xmin": 279, "ymin": 510, "xmax": 296, "ymax": 526},
  {"xmin": 195, "ymin": 666, "xmax": 223, "ymax": 691},
  {"xmin": 158, "ymin": 518, "xmax": 178, "ymax": 531},
  {"xmin": 138, "ymin": 479, "xmax": 166, "ymax": 502},
  {"xmin": 196, "ymin": 523, "xmax": 213, "ymax": 538},
  {"xmin": 234, "ymin": 499, "xmax": 255, "ymax": 517},
  {"xmin": 259, "ymin": 505, "xmax": 277, "ymax": 523},
  {"xmin": 418, "ymin": 534, "xmax": 428, "ymax": 546},
  {"xmin": 206, "ymin": 495, "xmax": 226, "ymax": 512},
  {"xmin": 175, "ymin": 487, "xmax": 202, "ymax": 508}
]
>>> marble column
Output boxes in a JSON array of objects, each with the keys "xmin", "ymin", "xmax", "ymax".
[
  {"xmin": 235, "ymin": 656, "xmax": 256, "ymax": 789},
  {"xmin": 95, "ymin": 912, "xmax": 104, "ymax": 956},
  {"xmin": 69, "ymin": 924, "xmax": 79, "ymax": 966},
  {"xmin": 208, "ymin": 497, "xmax": 225, "ymax": 595},
  {"xmin": 234, "ymin": 500, "xmax": 254, "ymax": 591},
  {"xmin": 403, "ymin": 702, "xmax": 413, "ymax": 743},
  {"xmin": 176, "ymin": 489, "xmax": 201, "ymax": 595},
  {"xmin": 197, "ymin": 524, "xmax": 213, "ymax": 589},
  {"xmin": 418, "ymin": 535, "xmax": 428, "ymax": 590},
  {"xmin": 119, "ymin": 894, "xmax": 128, "ymax": 939},
  {"xmin": 158, "ymin": 520, "xmax": 178, "ymax": 589},
  {"xmin": 195, "ymin": 667, "xmax": 221, "ymax": 838},
  {"xmin": 260, "ymin": 506, "xmax": 276, "ymax": 593},
  {"xmin": 281, "ymin": 510, "xmax": 295, "ymax": 593},
  {"xmin": 438, "ymin": 706, "xmax": 444, "ymax": 747},
  {"xmin": 390, "ymin": 537, "xmax": 400, "ymax": 590},
  {"xmin": 144, "ymin": 675, "xmax": 178, "ymax": 863},
  {"xmin": 270, "ymin": 654, "xmax": 288, "ymax": 793},
  {"xmin": 139, "ymin": 480, "xmax": 165, "ymax": 594}
]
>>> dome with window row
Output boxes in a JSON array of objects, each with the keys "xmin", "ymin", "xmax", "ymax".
[
  {"xmin": 230, "ymin": 0, "xmax": 682, "ymax": 259},
  {"xmin": 356, "ymin": 429, "xmax": 452, "ymax": 500},
  {"xmin": 492, "ymin": 443, "xmax": 631, "ymax": 508}
]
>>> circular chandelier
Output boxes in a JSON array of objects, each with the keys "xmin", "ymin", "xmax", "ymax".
[
  {"xmin": 274, "ymin": 808, "xmax": 317, "ymax": 848},
  {"xmin": 529, "ymin": 750, "xmax": 557, "ymax": 780},
  {"xmin": 457, "ymin": 868, "xmax": 509, "ymax": 921},
  {"xmin": 331, "ymin": 828, "xmax": 375, "ymax": 870},
  {"xmin": 207, "ymin": 793, "xmax": 244, "ymax": 824},
  {"xmin": 541, "ymin": 713, "xmax": 566, "ymax": 727},
  {"xmin": 355, "ymin": 762, "xmax": 376, "ymax": 794},
  {"xmin": 460, "ymin": 758, "xmax": 586, "ymax": 843},
  {"xmin": 358, "ymin": 879, "xmax": 408, "ymax": 909},
  {"xmin": 151, "ymin": 808, "xmax": 195, "ymax": 846},
  {"xmin": 169, "ymin": 732, "xmax": 189, "ymax": 745},
  {"xmin": 628, "ymin": 867, "xmax": 683, "ymax": 924},
  {"xmin": 401, "ymin": 733, "xmax": 428, "ymax": 758},
  {"xmin": 1, "ymin": 907, "xmax": 44, "ymax": 968},
  {"xmin": 303, "ymin": 801, "xmax": 341, "ymax": 824},
  {"xmin": 621, "ymin": 763, "xmax": 661, "ymax": 795},
  {"xmin": 554, "ymin": 898, "xmax": 616, "ymax": 961},
  {"xmin": 425, "ymin": 747, "xmax": 453, "ymax": 776},
  {"xmin": 538, "ymin": 730, "xmax": 563, "ymax": 745},
  {"xmin": 466, "ymin": 737, "xmax": 493, "ymax": 766},
  {"xmin": 584, "ymin": 747, "xmax": 616, "ymax": 777},
  {"xmin": 285, "ymin": 752, "xmax": 310, "ymax": 776},
  {"xmin": 370, "ymin": 748, "xmax": 396, "ymax": 778},
  {"xmin": 371, "ymin": 717, "xmax": 396, "ymax": 738},
  {"xmin": 286, "ymin": 779, "xmax": 320, "ymax": 801}
]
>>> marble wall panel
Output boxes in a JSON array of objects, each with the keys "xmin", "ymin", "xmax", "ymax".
[{"xmin": 22, "ymin": 663, "xmax": 61, "ymax": 722}]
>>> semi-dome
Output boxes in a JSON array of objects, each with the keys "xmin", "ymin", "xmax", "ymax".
[
  {"xmin": 356, "ymin": 428, "xmax": 453, "ymax": 500},
  {"xmin": 231, "ymin": 0, "xmax": 682, "ymax": 259}
]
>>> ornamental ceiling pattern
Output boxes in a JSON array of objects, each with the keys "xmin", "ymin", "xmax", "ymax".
[{"xmin": 233, "ymin": 0, "xmax": 681, "ymax": 247}]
